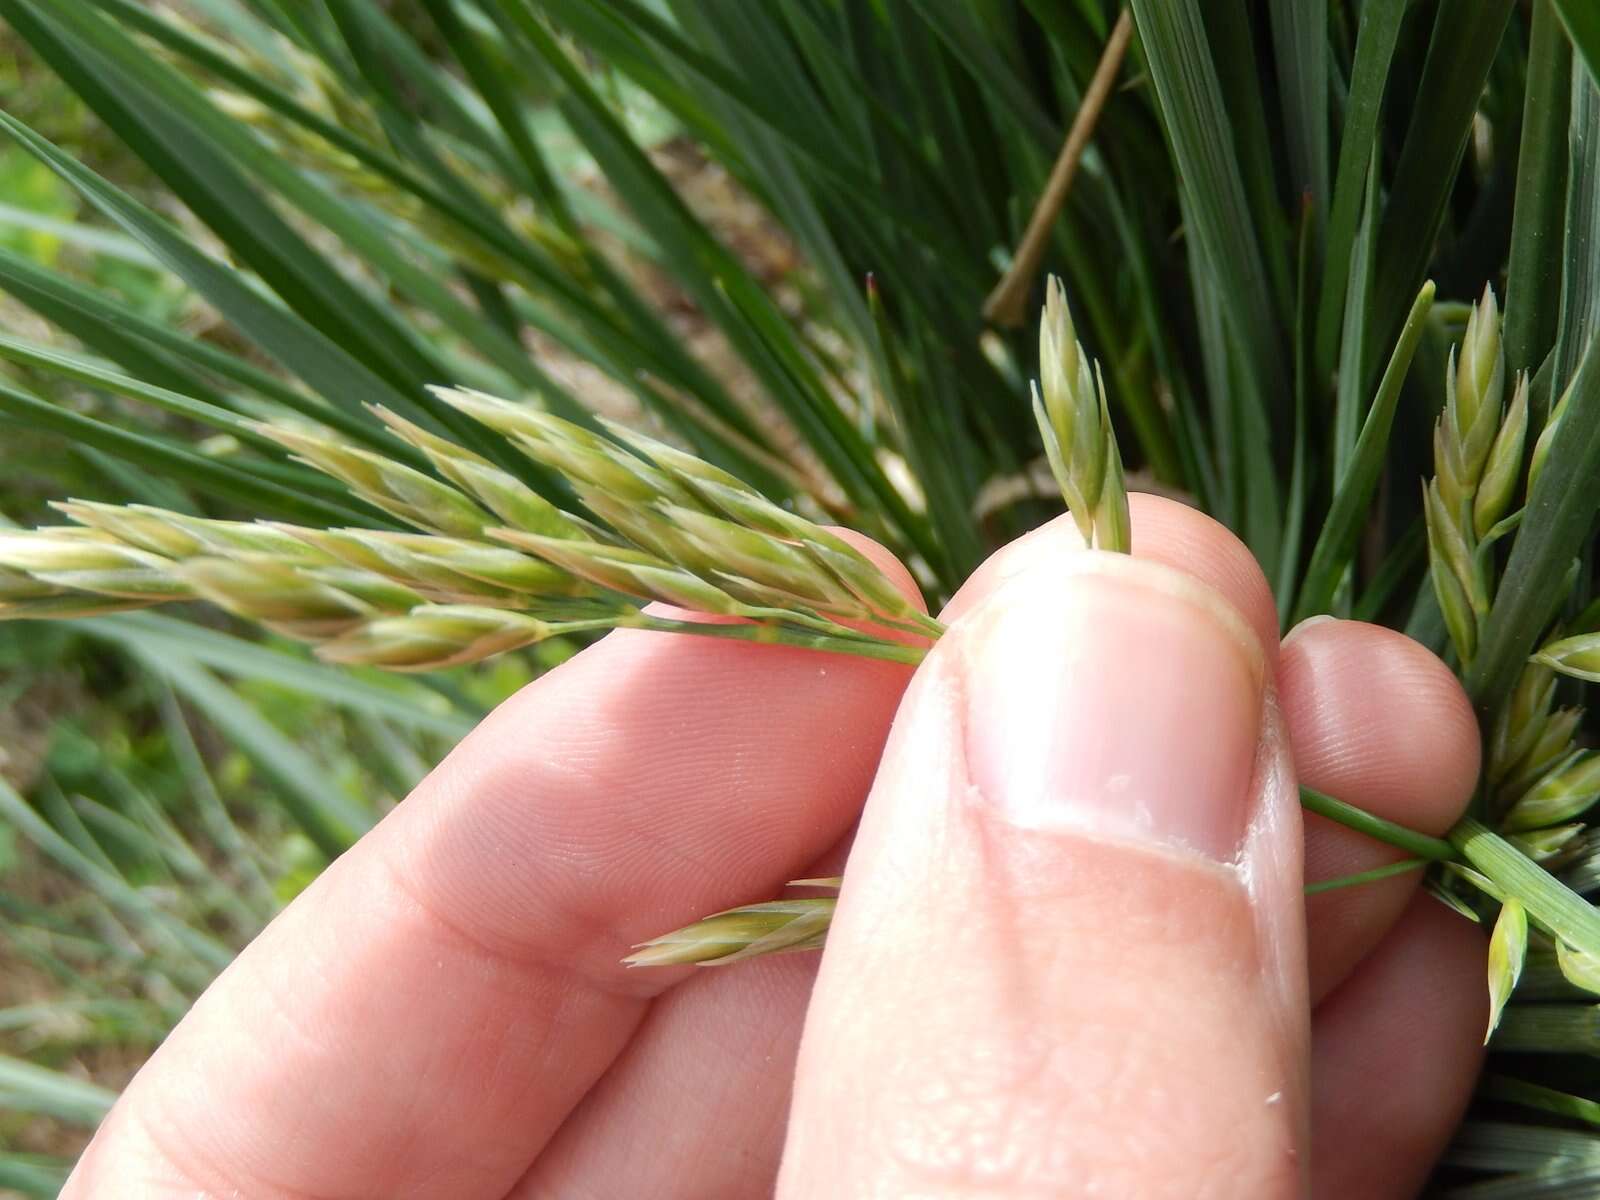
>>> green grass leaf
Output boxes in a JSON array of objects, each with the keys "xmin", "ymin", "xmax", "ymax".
[
  {"xmin": 1131, "ymin": 0, "xmax": 1284, "ymax": 407},
  {"xmin": 1370, "ymin": 0, "xmax": 1515, "ymax": 376},
  {"xmin": 0, "ymin": 380, "xmax": 372, "ymax": 527},
  {"xmin": 79, "ymin": 612, "xmax": 478, "ymax": 739},
  {"xmin": 1504, "ymin": 1, "xmax": 1573, "ymax": 383},
  {"xmin": 1550, "ymin": 72, "xmax": 1600, "ymax": 395},
  {"xmin": 0, "ymin": 1054, "xmax": 116, "ymax": 1126},
  {"xmin": 1295, "ymin": 283, "xmax": 1435, "ymax": 624},
  {"xmin": 1553, "ymin": 0, "xmax": 1600, "ymax": 85},
  {"xmin": 1315, "ymin": 0, "xmax": 1405, "ymax": 380}
]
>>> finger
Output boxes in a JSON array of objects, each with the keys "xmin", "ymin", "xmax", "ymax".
[
  {"xmin": 65, "ymin": 541, "xmax": 921, "ymax": 1200},
  {"xmin": 512, "ymin": 499, "xmax": 1290, "ymax": 1199},
  {"xmin": 506, "ymin": 830, "xmax": 854, "ymax": 1200},
  {"xmin": 1310, "ymin": 896, "xmax": 1487, "ymax": 1197},
  {"xmin": 782, "ymin": 545, "xmax": 1309, "ymax": 1195},
  {"xmin": 1279, "ymin": 617, "xmax": 1481, "ymax": 1002},
  {"xmin": 512, "ymin": 947, "xmax": 823, "ymax": 1200}
]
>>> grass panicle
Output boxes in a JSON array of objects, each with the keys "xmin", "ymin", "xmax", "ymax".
[{"xmin": 0, "ymin": 395, "xmax": 933, "ymax": 670}]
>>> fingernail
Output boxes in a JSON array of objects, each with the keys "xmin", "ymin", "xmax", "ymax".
[
  {"xmin": 1282, "ymin": 613, "xmax": 1337, "ymax": 646},
  {"xmin": 960, "ymin": 554, "xmax": 1266, "ymax": 861}
]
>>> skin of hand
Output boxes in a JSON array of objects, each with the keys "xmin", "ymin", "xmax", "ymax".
[{"xmin": 62, "ymin": 495, "xmax": 1486, "ymax": 1199}]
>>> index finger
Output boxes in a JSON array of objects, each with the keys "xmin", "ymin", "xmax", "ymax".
[{"xmin": 65, "ymin": 538, "xmax": 922, "ymax": 1199}]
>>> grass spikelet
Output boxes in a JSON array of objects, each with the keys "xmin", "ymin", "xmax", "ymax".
[
  {"xmin": 1535, "ymin": 631, "xmax": 1600, "ymax": 683},
  {"xmin": 1486, "ymin": 897, "xmax": 1528, "ymax": 1043},
  {"xmin": 487, "ymin": 528, "xmax": 745, "ymax": 615},
  {"xmin": 1556, "ymin": 940, "xmax": 1600, "ymax": 997},
  {"xmin": 315, "ymin": 605, "xmax": 554, "ymax": 671},
  {"xmin": 0, "ymin": 531, "xmax": 190, "ymax": 600},
  {"xmin": 374, "ymin": 405, "xmax": 583, "ymax": 539},
  {"xmin": 258, "ymin": 423, "xmax": 495, "ymax": 538},
  {"xmin": 176, "ymin": 557, "xmax": 414, "ymax": 638},
  {"xmin": 623, "ymin": 896, "xmax": 836, "ymax": 967},
  {"xmin": 1033, "ymin": 276, "xmax": 1130, "ymax": 552},
  {"xmin": 1505, "ymin": 756, "xmax": 1600, "ymax": 833}
]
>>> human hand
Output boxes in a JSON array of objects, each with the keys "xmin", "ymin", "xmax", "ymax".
[{"xmin": 63, "ymin": 495, "xmax": 1486, "ymax": 1198}]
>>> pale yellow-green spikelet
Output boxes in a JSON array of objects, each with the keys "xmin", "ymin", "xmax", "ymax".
[
  {"xmin": 316, "ymin": 606, "xmax": 552, "ymax": 671},
  {"xmin": 257, "ymin": 423, "xmax": 493, "ymax": 538},
  {"xmin": 1094, "ymin": 373, "xmax": 1132, "ymax": 553},
  {"xmin": 1423, "ymin": 479, "xmax": 1481, "ymax": 664},
  {"xmin": 1535, "ymin": 630, "xmax": 1600, "ymax": 683},
  {"xmin": 283, "ymin": 525, "xmax": 584, "ymax": 606},
  {"xmin": 175, "ymin": 556, "xmax": 415, "ymax": 639},
  {"xmin": 433, "ymin": 387, "xmax": 696, "ymax": 509},
  {"xmin": 1557, "ymin": 940, "xmax": 1600, "ymax": 997},
  {"xmin": 1497, "ymin": 708, "xmax": 1584, "ymax": 808},
  {"xmin": 443, "ymin": 390, "xmax": 927, "ymax": 626},
  {"xmin": 1473, "ymin": 370, "xmax": 1528, "ymax": 538},
  {"xmin": 51, "ymin": 500, "xmax": 207, "ymax": 558},
  {"xmin": 661, "ymin": 505, "xmax": 865, "ymax": 615},
  {"xmin": 682, "ymin": 477, "xmax": 921, "ymax": 620},
  {"xmin": 1504, "ymin": 754, "xmax": 1600, "ymax": 833},
  {"xmin": 1436, "ymin": 285, "xmax": 1506, "ymax": 518},
  {"xmin": 0, "ymin": 530, "xmax": 190, "ymax": 600},
  {"xmin": 1507, "ymin": 823, "xmax": 1586, "ymax": 865},
  {"xmin": 1490, "ymin": 661, "xmax": 1559, "ymax": 784},
  {"xmin": 375, "ymin": 404, "xmax": 583, "ymax": 539},
  {"xmin": 624, "ymin": 896, "xmax": 836, "ymax": 967},
  {"xmin": 489, "ymin": 528, "xmax": 742, "ymax": 615},
  {"xmin": 595, "ymin": 420, "xmax": 922, "ymax": 619},
  {"xmin": 1485, "ymin": 897, "xmax": 1528, "ymax": 1043},
  {"xmin": 61, "ymin": 503, "xmax": 337, "ymax": 565},
  {"xmin": 1034, "ymin": 276, "xmax": 1129, "ymax": 552}
]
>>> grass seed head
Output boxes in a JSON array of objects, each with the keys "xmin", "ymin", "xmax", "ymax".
[
  {"xmin": 52, "ymin": 500, "xmax": 208, "ymax": 558},
  {"xmin": 663, "ymin": 504, "xmax": 863, "ymax": 614},
  {"xmin": 285, "ymin": 526, "xmax": 582, "ymax": 605},
  {"xmin": 436, "ymin": 387, "xmax": 696, "ymax": 509}
]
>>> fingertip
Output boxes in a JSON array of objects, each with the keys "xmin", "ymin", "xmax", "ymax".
[
  {"xmin": 1279, "ymin": 619, "xmax": 1480, "ymax": 834},
  {"xmin": 939, "ymin": 494, "xmax": 1279, "ymax": 655},
  {"xmin": 1124, "ymin": 494, "xmax": 1280, "ymax": 652}
]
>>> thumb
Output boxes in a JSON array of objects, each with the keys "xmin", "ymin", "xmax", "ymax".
[{"xmin": 779, "ymin": 551, "xmax": 1308, "ymax": 1198}]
